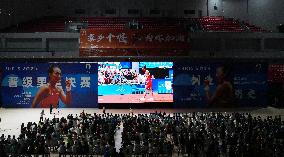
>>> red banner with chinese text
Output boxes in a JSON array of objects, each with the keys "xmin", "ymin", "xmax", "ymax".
[{"xmin": 79, "ymin": 29, "xmax": 189, "ymax": 56}]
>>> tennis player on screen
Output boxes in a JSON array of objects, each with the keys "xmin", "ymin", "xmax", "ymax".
[
  {"xmin": 140, "ymin": 68, "xmax": 154, "ymax": 101},
  {"xmin": 31, "ymin": 65, "xmax": 72, "ymax": 108}
]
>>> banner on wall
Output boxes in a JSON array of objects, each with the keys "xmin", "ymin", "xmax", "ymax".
[
  {"xmin": 0, "ymin": 62, "xmax": 98, "ymax": 108},
  {"xmin": 233, "ymin": 63, "xmax": 267, "ymax": 106},
  {"xmin": 173, "ymin": 62, "xmax": 267, "ymax": 107},
  {"xmin": 79, "ymin": 29, "xmax": 189, "ymax": 56},
  {"xmin": 174, "ymin": 62, "xmax": 219, "ymax": 107},
  {"xmin": 80, "ymin": 29, "xmax": 189, "ymax": 49},
  {"xmin": 79, "ymin": 48, "xmax": 187, "ymax": 57}
]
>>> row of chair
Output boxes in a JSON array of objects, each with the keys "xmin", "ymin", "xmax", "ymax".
[{"xmin": 1, "ymin": 16, "xmax": 267, "ymax": 33}]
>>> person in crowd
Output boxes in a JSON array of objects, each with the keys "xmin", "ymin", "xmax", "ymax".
[
  {"xmin": 103, "ymin": 106, "xmax": 106, "ymax": 114},
  {"xmin": 40, "ymin": 109, "xmax": 45, "ymax": 122},
  {"xmin": 50, "ymin": 104, "xmax": 53, "ymax": 114},
  {"xmin": 129, "ymin": 107, "xmax": 133, "ymax": 115}
]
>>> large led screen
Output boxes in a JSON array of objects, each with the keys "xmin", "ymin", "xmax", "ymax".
[
  {"xmin": 0, "ymin": 62, "xmax": 98, "ymax": 108},
  {"xmin": 98, "ymin": 62, "xmax": 173, "ymax": 103}
]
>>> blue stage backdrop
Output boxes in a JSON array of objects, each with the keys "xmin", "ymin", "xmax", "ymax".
[
  {"xmin": 233, "ymin": 63, "xmax": 267, "ymax": 107},
  {"xmin": 174, "ymin": 62, "xmax": 267, "ymax": 107},
  {"xmin": 0, "ymin": 62, "xmax": 98, "ymax": 108},
  {"xmin": 174, "ymin": 62, "xmax": 219, "ymax": 107}
]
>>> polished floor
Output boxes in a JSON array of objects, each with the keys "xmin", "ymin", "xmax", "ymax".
[{"xmin": 0, "ymin": 107, "xmax": 283, "ymax": 137}]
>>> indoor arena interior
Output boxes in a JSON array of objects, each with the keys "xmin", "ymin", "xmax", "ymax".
[{"xmin": 0, "ymin": 0, "xmax": 284, "ymax": 156}]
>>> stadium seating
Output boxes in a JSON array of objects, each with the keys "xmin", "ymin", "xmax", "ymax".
[
  {"xmin": 243, "ymin": 22, "xmax": 267, "ymax": 32},
  {"xmin": 8, "ymin": 16, "xmax": 66, "ymax": 32},
  {"xmin": 0, "ymin": 16, "xmax": 267, "ymax": 33},
  {"xmin": 198, "ymin": 16, "xmax": 267, "ymax": 32},
  {"xmin": 198, "ymin": 16, "xmax": 244, "ymax": 32}
]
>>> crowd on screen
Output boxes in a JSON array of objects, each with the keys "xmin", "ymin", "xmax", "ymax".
[
  {"xmin": 0, "ymin": 111, "xmax": 283, "ymax": 156},
  {"xmin": 98, "ymin": 68, "xmax": 146, "ymax": 85}
]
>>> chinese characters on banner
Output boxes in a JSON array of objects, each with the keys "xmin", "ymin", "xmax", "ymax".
[
  {"xmin": 0, "ymin": 63, "xmax": 98, "ymax": 108},
  {"xmin": 173, "ymin": 62, "xmax": 268, "ymax": 107},
  {"xmin": 173, "ymin": 63, "xmax": 217, "ymax": 107},
  {"xmin": 7, "ymin": 76, "xmax": 91, "ymax": 88},
  {"xmin": 79, "ymin": 29, "xmax": 189, "ymax": 56}
]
